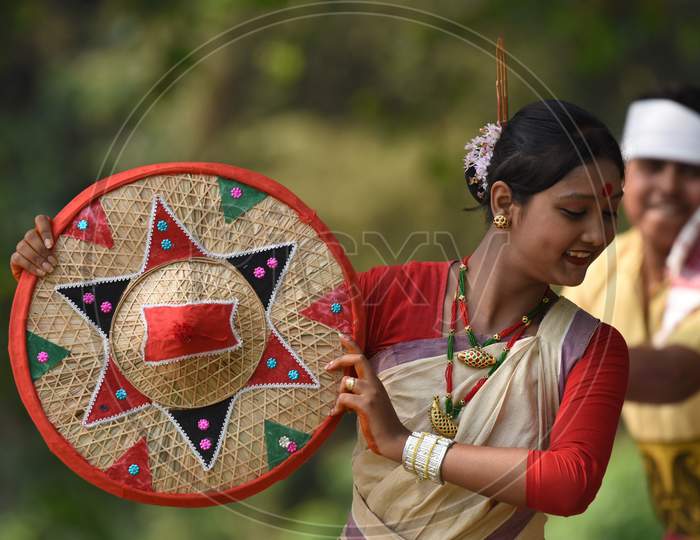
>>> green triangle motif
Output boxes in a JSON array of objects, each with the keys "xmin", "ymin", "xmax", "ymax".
[
  {"xmin": 26, "ymin": 331, "xmax": 70, "ymax": 381},
  {"xmin": 264, "ymin": 419, "xmax": 312, "ymax": 471},
  {"xmin": 217, "ymin": 177, "xmax": 268, "ymax": 223}
]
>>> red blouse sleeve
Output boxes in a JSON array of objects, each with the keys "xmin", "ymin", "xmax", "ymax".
[
  {"xmin": 357, "ymin": 261, "xmax": 449, "ymax": 358},
  {"xmin": 525, "ymin": 323, "xmax": 629, "ymax": 516}
]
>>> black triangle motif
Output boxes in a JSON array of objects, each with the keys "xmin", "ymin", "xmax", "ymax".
[
  {"xmin": 226, "ymin": 243, "xmax": 295, "ymax": 310},
  {"xmin": 56, "ymin": 277, "xmax": 132, "ymax": 337},
  {"xmin": 168, "ymin": 397, "xmax": 234, "ymax": 469}
]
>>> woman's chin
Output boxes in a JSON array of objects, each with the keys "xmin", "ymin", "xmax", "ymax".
[{"xmin": 549, "ymin": 264, "xmax": 589, "ymax": 288}]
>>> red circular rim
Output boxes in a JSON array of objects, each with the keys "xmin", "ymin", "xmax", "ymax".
[{"xmin": 8, "ymin": 162, "xmax": 365, "ymax": 507}]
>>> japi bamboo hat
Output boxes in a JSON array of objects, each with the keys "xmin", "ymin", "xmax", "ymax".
[{"xmin": 9, "ymin": 162, "xmax": 364, "ymax": 506}]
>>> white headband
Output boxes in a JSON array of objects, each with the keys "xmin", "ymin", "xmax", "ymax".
[{"xmin": 621, "ymin": 98, "xmax": 700, "ymax": 165}]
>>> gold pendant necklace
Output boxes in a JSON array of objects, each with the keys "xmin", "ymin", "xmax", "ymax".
[
  {"xmin": 430, "ymin": 259, "xmax": 554, "ymax": 438},
  {"xmin": 456, "ymin": 346, "xmax": 496, "ymax": 368},
  {"xmin": 430, "ymin": 396, "xmax": 458, "ymax": 439}
]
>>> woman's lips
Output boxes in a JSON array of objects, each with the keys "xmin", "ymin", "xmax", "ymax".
[{"xmin": 563, "ymin": 251, "xmax": 593, "ymax": 266}]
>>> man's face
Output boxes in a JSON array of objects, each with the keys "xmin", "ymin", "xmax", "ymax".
[{"xmin": 623, "ymin": 158, "xmax": 700, "ymax": 254}]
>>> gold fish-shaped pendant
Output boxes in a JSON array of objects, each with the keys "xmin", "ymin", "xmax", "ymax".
[
  {"xmin": 429, "ymin": 396, "xmax": 458, "ymax": 439},
  {"xmin": 457, "ymin": 347, "xmax": 496, "ymax": 369}
]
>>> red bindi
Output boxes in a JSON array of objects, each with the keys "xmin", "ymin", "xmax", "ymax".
[{"xmin": 601, "ymin": 182, "xmax": 613, "ymax": 197}]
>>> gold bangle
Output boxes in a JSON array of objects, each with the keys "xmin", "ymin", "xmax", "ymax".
[
  {"xmin": 423, "ymin": 437, "xmax": 439, "ymax": 481},
  {"xmin": 410, "ymin": 433, "xmax": 426, "ymax": 474}
]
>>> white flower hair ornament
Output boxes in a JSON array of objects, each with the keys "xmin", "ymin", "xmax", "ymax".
[{"xmin": 464, "ymin": 122, "xmax": 502, "ymax": 201}]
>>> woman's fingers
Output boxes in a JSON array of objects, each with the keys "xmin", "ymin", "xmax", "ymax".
[
  {"xmin": 331, "ymin": 391, "xmax": 363, "ymax": 416},
  {"xmin": 35, "ymin": 215, "xmax": 54, "ymax": 249},
  {"xmin": 10, "ymin": 217, "xmax": 58, "ymax": 281},
  {"xmin": 330, "ymin": 392, "xmax": 380, "ymax": 453},
  {"xmin": 22, "ymin": 230, "xmax": 54, "ymax": 272},
  {"xmin": 339, "ymin": 334, "xmax": 363, "ymax": 354},
  {"xmin": 327, "ymin": 353, "xmax": 364, "ymax": 367},
  {"xmin": 10, "ymin": 251, "xmax": 45, "ymax": 277},
  {"xmin": 338, "ymin": 375, "xmax": 365, "ymax": 394},
  {"xmin": 325, "ymin": 352, "xmax": 372, "ymax": 378},
  {"xmin": 326, "ymin": 333, "xmax": 372, "ymax": 379}
]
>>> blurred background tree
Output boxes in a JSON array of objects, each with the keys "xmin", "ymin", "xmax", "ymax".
[{"xmin": 2, "ymin": 1, "xmax": 698, "ymax": 538}]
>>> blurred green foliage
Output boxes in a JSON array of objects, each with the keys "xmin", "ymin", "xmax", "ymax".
[{"xmin": 2, "ymin": 1, "xmax": 698, "ymax": 538}]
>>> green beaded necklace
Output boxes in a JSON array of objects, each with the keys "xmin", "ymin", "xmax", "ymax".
[{"xmin": 430, "ymin": 259, "xmax": 555, "ymax": 438}]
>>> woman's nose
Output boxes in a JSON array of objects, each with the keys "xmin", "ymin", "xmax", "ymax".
[{"xmin": 580, "ymin": 215, "xmax": 607, "ymax": 247}]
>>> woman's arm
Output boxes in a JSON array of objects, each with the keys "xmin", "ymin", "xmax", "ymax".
[
  {"xmin": 328, "ymin": 324, "xmax": 628, "ymax": 517},
  {"xmin": 442, "ymin": 324, "xmax": 628, "ymax": 515},
  {"xmin": 440, "ymin": 443, "xmax": 529, "ymax": 505}
]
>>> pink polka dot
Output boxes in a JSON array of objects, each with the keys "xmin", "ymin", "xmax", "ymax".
[
  {"xmin": 286, "ymin": 441, "xmax": 298, "ymax": 453},
  {"xmin": 266, "ymin": 257, "xmax": 278, "ymax": 269},
  {"xmin": 230, "ymin": 187, "xmax": 243, "ymax": 199},
  {"xmin": 197, "ymin": 419, "xmax": 210, "ymax": 431},
  {"xmin": 253, "ymin": 266, "xmax": 265, "ymax": 279},
  {"xmin": 37, "ymin": 351, "xmax": 49, "ymax": 363},
  {"xmin": 199, "ymin": 438, "xmax": 212, "ymax": 451},
  {"xmin": 82, "ymin": 292, "xmax": 95, "ymax": 304},
  {"xmin": 100, "ymin": 301, "xmax": 112, "ymax": 314}
]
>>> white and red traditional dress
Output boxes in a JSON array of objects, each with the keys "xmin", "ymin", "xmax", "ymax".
[{"xmin": 342, "ymin": 260, "xmax": 629, "ymax": 539}]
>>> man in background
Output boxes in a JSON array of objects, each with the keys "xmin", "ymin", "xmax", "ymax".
[{"xmin": 564, "ymin": 84, "xmax": 700, "ymax": 539}]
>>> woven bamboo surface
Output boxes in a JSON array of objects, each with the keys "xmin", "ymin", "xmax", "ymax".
[
  {"xmin": 111, "ymin": 258, "xmax": 265, "ymax": 408},
  {"xmin": 26, "ymin": 173, "xmax": 348, "ymax": 494}
]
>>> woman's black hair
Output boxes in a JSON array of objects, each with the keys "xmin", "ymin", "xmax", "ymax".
[
  {"xmin": 465, "ymin": 99, "xmax": 624, "ymax": 219},
  {"xmin": 635, "ymin": 83, "xmax": 700, "ymax": 114}
]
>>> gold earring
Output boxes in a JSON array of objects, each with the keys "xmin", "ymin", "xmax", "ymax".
[{"xmin": 493, "ymin": 214, "xmax": 510, "ymax": 229}]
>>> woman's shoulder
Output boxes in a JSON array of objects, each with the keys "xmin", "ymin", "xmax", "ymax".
[
  {"xmin": 357, "ymin": 260, "xmax": 452, "ymax": 355},
  {"xmin": 574, "ymin": 320, "xmax": 629, "ymax": 376},
  {"xmin": 357, "ymin": 260, "xmax": 451, "ymax": 301},
  {"xmin": 548, "ymin": 296, "xmax": 628, "ymax": 391},
  {"xmin": 590, "ymin": 322, "xmax": 628, "ymax": 356},
  {"xmin": 556, "ymin": 318, "xmax": 629, "ymax": 402},
  {"xmin": 358, "ymin": 259, "xmax": 450, "ymax": 280},
  {"xmin": 554, "ymin": 296, "xmax": 627, "ymax": 350}
]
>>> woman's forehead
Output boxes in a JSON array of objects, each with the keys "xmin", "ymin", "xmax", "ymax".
[{"xmin": 548, "ymin": 161, "xmax": 623, "ymax": 196}]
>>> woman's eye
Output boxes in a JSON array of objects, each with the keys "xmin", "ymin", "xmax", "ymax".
[
  {"xmin": 603, "ymin": 211, "xmax": 618, "ymax": 221},
  {"xmin": 560, "ymin": 208, "xmax": 586, "ymax": 219}
]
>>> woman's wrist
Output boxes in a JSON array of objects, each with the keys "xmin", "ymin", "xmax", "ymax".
[{"xmin": 384, "ymin": 427, "xmax": 411, "ymax": 462}]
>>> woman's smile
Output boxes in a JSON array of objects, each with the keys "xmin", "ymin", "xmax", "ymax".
[{"xmin": 563, "ymin": 249, "xmax": 595, "ymax": 266}]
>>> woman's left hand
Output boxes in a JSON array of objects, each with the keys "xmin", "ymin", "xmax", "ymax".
[{"xmin": 325, "ymin": 334, "xmax": 410, "ymax": 462}]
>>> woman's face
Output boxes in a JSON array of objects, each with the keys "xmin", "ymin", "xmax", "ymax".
[
  {"xmin": 508, "ymin": 159, "xmax": 623, "ymax": 287},
  {"xmin": 623, "ymin": 158, "xmax": 700, "ymax": 255}
]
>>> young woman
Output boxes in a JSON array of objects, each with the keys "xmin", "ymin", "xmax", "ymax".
[
  {"xmin": 564, "ymin": 85, "xmax": 700, "ymax": 539},
  {"xmin": 11, "ymin": 100, "xmax": 629, "ymax": 539}
]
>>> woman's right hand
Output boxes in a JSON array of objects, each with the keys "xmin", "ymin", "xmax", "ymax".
[{"xmin": 10, "ymin": 215, "xmax": 57, "ymax": 280}]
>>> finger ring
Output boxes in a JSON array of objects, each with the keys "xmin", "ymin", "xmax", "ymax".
[{"xmin": 345, "ymin": 376, "xmax": 356, "ymax": 393}]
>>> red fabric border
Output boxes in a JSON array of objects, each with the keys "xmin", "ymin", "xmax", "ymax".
[{"xmin": 8, "ymin": 162, "xmax": 365, "ymax": 507}]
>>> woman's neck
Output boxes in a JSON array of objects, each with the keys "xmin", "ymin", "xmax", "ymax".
[{"xmin": 465, "ymin": 230, "xmax": 550, "ymax": 334}]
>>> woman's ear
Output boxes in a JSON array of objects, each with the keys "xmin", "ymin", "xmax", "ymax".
[{"xmin": 489, "ymin": 180, "xmax": 514, "ymax": 218}]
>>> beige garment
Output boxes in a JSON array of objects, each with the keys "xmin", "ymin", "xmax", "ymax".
[{"xmin": 343, "ymin": 297, "xmax": 583, "ymax": 540}]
